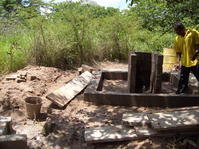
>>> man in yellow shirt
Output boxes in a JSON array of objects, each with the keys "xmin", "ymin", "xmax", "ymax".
[{"xmin": 174, "ymin": 22, "xmax": 199, "ymax": 94}]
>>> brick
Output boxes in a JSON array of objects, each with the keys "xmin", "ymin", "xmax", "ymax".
[{"xmin": 0, "ymin": 134, "xmax": 27, "ymax": 149}]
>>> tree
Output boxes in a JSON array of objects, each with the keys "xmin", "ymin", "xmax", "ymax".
[{"xmin": 126, "ymin": 0, "xmax": 199, "ymax": 32}]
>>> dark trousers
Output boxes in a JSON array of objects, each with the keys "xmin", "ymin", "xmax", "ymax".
[{"xmin": 177, "ymin": 65, "xmax": 199, "ymax": 94}]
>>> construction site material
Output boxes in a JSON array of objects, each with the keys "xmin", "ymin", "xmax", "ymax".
[
  {"xmin": 85, "ymin": 109, "xmax": 199, "ymax": 143},
  {"xmin": 135, "ymin": 52, "xmax": 152, "ymax": 92},
  {"xmin": 84, "ymin": 124, "xmax": 199, "ymax": 144},
  {"xmin": 0, "ymin": 134, "xmax": 27, "ymax": 149},
  {"xmin": 122, "ymin": 113, "xmax": 150, "ymax": 126},
  {"xmin": 47, "ymin": 71, "xmax": 93, "ymax": 107},
  {"xmin": 149, "ymin": 53, "xmax": 163, "ymax": 93},
  {"xmin": 85, "ymin": 125, "xmax": 137, "ymax": 143},
  {"xmin": 128, "ymin": 52, "xmax": 136, "ymax": 93},
  {"xmin": 24, "ymin": 97, "xmax": 42, "ymax": 119},
  {"xmin": 148, "ymin": 109, "xmax": 199, "ymax": 131}
]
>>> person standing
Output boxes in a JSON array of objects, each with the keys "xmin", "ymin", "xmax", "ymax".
[{"xmin": 173, "ymin": 22, "xmax": 199, "ymax": 94}]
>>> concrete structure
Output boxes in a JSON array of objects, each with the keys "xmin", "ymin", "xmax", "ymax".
[{"xmin": 84, "ymin": 70, "xmax": 199, "ymax": 107}]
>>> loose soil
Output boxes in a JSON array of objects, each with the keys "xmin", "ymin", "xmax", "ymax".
[{"xmin": 0, "ymin": 61, "xmax": 199, "ymax": 149}]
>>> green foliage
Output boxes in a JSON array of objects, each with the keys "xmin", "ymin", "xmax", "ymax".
[
  {"xmin": 1, "ymin": 0, "xmax": 197, "ymax": 73},
  {"xmin": 127, "ymin": 0, "xmax": 199, "ymax": 32}
]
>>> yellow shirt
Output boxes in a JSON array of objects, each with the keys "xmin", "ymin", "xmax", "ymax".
[{"xmin": 174, "ymin": 29, "xmax": 199, "ymax": 67}]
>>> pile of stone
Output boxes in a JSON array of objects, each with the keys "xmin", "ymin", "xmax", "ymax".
[{"xmin": 0, "ymin": 116, "xmax": 27, "ymax": 149}]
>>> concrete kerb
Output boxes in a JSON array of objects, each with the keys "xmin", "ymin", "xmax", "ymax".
[{"xmin": 84, "ymin": 70, "xmax": 199, "ymax": 108}]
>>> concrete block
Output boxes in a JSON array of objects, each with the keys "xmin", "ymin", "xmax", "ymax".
[
  {"xmin": 122, "ymin": 113, "xmax": 150, "ymax": 126},
  {"xmin": 0, "ymin": 134, "xmax": 27, "ymax": 149},
  {"xmin": 47, "ymin": 71, "xmax": 93, "ymax": 107}
]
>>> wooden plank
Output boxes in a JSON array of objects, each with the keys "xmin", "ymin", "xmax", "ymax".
[
  {"xmin": 84, "ymin": 125, "xmax": 137, "ymax": 143},
  {"xmin": 46, "ymin": 71, "xmax": 93, "ymax": 107},
  {"xmin": 122, "ymin": 113, "xmax": 150, "ymax": 126},
  {"xmin": 148, "ymin": 109, "xmax": 199, "ymax": 131}
]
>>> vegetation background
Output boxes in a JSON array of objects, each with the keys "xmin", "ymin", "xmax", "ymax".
[{"xmin": 0, "ymin": 0, "xmax": 198, "ymax": 73}]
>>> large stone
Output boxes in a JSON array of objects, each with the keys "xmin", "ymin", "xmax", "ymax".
[
  {"xmin": 47, "ymin": 71, "xmax": 93, "ymax": 107},
  {"xmin": 0, "ymin": 134, "xmax": 27, "ymax": 149}
]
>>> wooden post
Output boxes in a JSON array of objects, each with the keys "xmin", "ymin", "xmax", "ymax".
[{"xmin": 128, "ymin": 52, "xmax": 137, "ymax": 93}]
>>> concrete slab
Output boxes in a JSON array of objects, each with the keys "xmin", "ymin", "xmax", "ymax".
[
  {"xmin": 85, "ymin": 124, "xmax": 199, "ymax": 144},
  {"xmin": 148, "ymin": 109, "xmax": 199, "ymax": 131},
  {"xmin": 0, "ymin": 134, "xmax": 27, "ymax": 149},
  {"xmin": 47, "ymin": 71, "xmax": 93, "ymax": 107},
  {"xmin": 85, "ymin": 125, "xmax": 137, "ymax": 143},
  {"xmin": 122, "ymin": 113, "xmax": 150, "ymax": 126}
]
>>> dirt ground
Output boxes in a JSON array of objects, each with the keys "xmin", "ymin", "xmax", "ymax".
[{"xmin": 0, "ymin": 61, "xmax": 199, "ymax": 149}]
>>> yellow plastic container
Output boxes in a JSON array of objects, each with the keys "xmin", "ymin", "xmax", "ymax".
[{"xmin": 163, "ymin": 48, "xmax": 178, "ymax": 72}]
